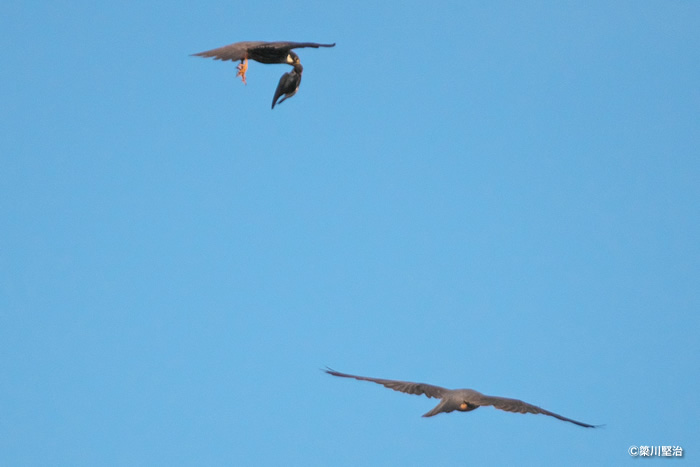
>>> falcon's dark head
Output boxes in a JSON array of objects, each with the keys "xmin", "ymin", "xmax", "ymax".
[
  {"xmin": 286, "ymin": 51, "xmax": 300, "ymax": 65},
  {"xmin": 458, "ymin": 402, "xmax": 479, "ymax": 412}
]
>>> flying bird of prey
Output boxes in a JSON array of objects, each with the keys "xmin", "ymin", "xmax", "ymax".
[
  {"xmin": 324, "ymin": 368, "xmax": 600, "ymax": 428},
  {"xmin": 272, "ymin": 62, "xmax": 303, "ymax": 109},
  {"xmin": 191, "ymin": 40, "xmax": 335, "ymax": 85}
]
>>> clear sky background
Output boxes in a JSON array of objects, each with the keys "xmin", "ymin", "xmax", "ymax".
[{"xmin": 1, "ymin": 1, "xmax": 698, "ymax": 466}]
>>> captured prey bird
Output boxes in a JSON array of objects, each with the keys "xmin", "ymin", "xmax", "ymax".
[
  {"xmin": 191, "ymin": 40, "xmax": 335, "ymax": 85},
  {"xmin": 272, "ymin": 62, "xmax": 303, "ymax": 109},
  {"xmin": 324, "ymin": 368, "xmax": 600, "ymax": 428}
]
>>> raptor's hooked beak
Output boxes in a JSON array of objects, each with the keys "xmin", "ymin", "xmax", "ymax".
[{"xmin": 286, "ymin": 53, "xmax": 300, "ymax": 65}]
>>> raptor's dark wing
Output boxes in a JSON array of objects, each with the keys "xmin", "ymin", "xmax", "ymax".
[
  {"xmin": 192, "ymin": 41, "xmax": 335, "ymax": 62},
  {"xmin": 474, "ymin": 394, "xmax": 600, "ymax": 428},
  {"xmin": 191, "ymin": 41, "xmax": 268, "ymax": 62},
  {"xmin": 262, "ymin": 41, "xmax": 336, "ymax": 51},
  {"xmin": 325, "ymin": 368, "xmax": 447, "ymax": 399}
]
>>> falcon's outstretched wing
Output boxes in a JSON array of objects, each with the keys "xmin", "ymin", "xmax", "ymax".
[
  {"xmin": 325, "ymin": 368, "xmax": 447, "ymax": 399},
  {"xmin": 474, "ymin": 394, "xmax": 599, "ymax": 428},
  {"xmin": 192, "ymin": 41, "xmax": 335, "ymax": 62}
]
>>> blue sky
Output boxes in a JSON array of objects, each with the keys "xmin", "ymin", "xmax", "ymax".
[{"xmin": 1, "ymin": 1, "xmax": 698, "ymax": 465}]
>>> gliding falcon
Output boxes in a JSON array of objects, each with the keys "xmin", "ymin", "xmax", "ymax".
[
  {"xmin": 324, "ymin": 368, "xmax": 600, "ymax": 428},
  {"xmin": 191, "ymin": 40, "xmax": 335, "ymax": 84}
]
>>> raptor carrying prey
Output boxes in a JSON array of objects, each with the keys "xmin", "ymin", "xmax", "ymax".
[{"xmin": 192, "ymin": 40, "xmax": 334, "ymax": 108}]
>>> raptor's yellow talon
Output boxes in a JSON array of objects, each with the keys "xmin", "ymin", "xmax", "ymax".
[{"xmin": 236, "ymin": 58, "xmax": 249, "ymax": 85}]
